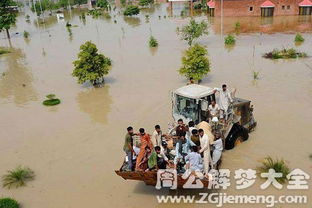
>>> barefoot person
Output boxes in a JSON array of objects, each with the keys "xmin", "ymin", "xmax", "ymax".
[
  {"xmin": 123, "ymin": 126, "xmax": 135, "ymax": 171},
  {"xmin": 135, "ymin": 128, "xmax": 153, "ymax": 171}
]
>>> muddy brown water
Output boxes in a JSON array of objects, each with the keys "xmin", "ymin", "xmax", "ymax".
[{"xmin": 0, "ymin": 3, "xmax": 312, "ymax": 208}]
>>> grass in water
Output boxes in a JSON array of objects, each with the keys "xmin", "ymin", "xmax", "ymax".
[
  {"xmin": 2, "ymin": 166, "xmax": 35, "ymax": 189},
  {"xmin": 0, "ymin": 49, "xmax": 10, "ymax": 55},
  {"xmin": 257, "ymin": 156, "xmax": 290, "ymax": 183},
  {"xmin": 42, "ymin": 94, "xmax": 61, "ymax": 106},
  {"xmin": 224, "ymin": 34, "xmax": 236, "ymax": 45},
  {"xmin": 149, "ymin": 36, "xmax": 158, "ymax": 48},
  {"xmin": 23, "ymin": 30, "xmax": 30, "ymax": 38},
  {"xmin": 294, "ymin": 33, "xmax": 304, "ymax": 43},
  {"xmin": 253, "ymin": 71, "xmax": 260, "ymax": 80},
  {"xmin": 264, "ymin": 48, "xmax": 307, "ymax": 59}
]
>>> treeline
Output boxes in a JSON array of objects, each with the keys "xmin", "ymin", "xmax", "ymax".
[{"xmin": 31, "ymin": 0, "xmax": 88, "ymax": 16}]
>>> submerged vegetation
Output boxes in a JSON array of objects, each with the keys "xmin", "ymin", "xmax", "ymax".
[
  {"xmin": 23, "ymin": 30, "xmax": 30, "ymax": 38},
  {"xmin": 257, "ymin": 157, "xmax": 290, "ymax": 183},
  {"xmin": 264, "ymin": 48, "xmax": 307, "ymax": 59},
  {"xmin": 123, "ymin": 5, "xmax": 140, "ymax": 16},
  {"xmin": 0, "ymin": 49, "xmax": 10, "ymax": 55},
  {"xmin": 149, "ymin": 36, "xmax": 158, "ymax": 47},
  {"xmin": 2, "ymin": 166, "xmax": 35, "ymax": 189},
  {"xmin": 139, "ymin": 0, "xmax": 154, "ymax": 7},
  {"xmin": 0, "ymin": 198, "xmax": 19, "ymax": 208},
  {"xmin": 179, "ymin": 44, "xmax": 210, "ymax": 81},
  {"xmin": 224, "ymin": 34, "xmax": 236, "ymax": 45},
  {"xmin": 177, "ymin": 19, "xmax": 208, "ymax": 46},
  {"xmin": 72, "ymin": 41, "xmax": 112, "ymax": 86},
  {"xmin": 42, "ymin": 94, "xmax": 61, "ymax": 106},
  {"xmin": 294, "ymin": 33, "xmax": 304, "ymax": 43},
  {"xmin": 253, "ymin": 71, "xmax": 260, "ymax": 80}
]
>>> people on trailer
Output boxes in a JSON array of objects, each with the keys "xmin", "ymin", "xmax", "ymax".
[
  {"xmin": 198, "ymin": 129, "xmax": 212, "ymax": 176},
  {"xmin": 137, "ymin": 146, "xmax": 152, "ymax": 171},
  {"xmin": 148, "ymin": 146, "xmax": 168, "ymax": 171},
  {"xmin": 214, "ymin": 84, "xmax": 233, "ymax": 119},
  {"xmin": 135, "ymin": 128, "xmax": 153, "ymax": 171},
  {"xmin": 187, "ymin": 121, "xmax": 196, "ymax": 139},
  {"xmin": 161, "ymin": 141, "xmax": 172, "ymax": 160},
  {"xmin": 152, "ymin": 125, "xmax": 163, "ymax": 147},
  {"xmin": 212, "ymin": 132, "xmax": 223, "ymax": 169},
  {"xmin": 185, "ymin": 146, "xmax": 203, "ymax": 172},
  {"xmin": 175, "ymin": 119, "xmax": 187, "ymax": 136},
  {"xmin": 191, "ymin": 129, "xmax": 201, "ymax": 147},
  {"xmin": 123, "ymin": 126, "xmax": 135, "ymax": 171},
  {"xmin": 173, "ymin": 131, "xmax": 193, "ymax": 173},
  {"xmin": 208, "ymin": 100, "xmax": 220, "ymax": 122}
]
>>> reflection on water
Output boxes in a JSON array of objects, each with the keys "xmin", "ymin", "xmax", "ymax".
[
  {"xmin": 213, "ymin": 15, "xmax": 312, "ymax": 34},
  {"xmin": 123, "ymin": 16, "xmax": 141, "ymax": 27},
  {"xmin": 0, "ymin": 48, "xmax": 37, "ymax": 106},
  {"xmin": 76, "ymin": 86, "xmax": 112, "ymax": 125}
]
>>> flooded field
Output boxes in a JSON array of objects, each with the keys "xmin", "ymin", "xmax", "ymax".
[{"xmin": 0, "ymin": 3, "xmax": 312, "ymax": 208}]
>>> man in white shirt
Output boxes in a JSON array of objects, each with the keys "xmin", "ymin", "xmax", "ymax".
[
  {"xmin": 214, "ymin": 84, "xmax": 233, "ymax": 119},
  {"xmin": 152, "ymin": 125, "xmax": 163, "ymax": 147},
  {"xmin": 185, "ymin": 146, "xmax": 203, "ymax": 171},
  {"xmin": 208, "ymin": 100, "xmax": 220, "ymax": 121},
  {"xmin": 198, "ymin": 129, "xmax": 213, "ymax": 176},
  {"xmin": 212, "ymin": 132, "xmax": 223, "ymax": 169}
]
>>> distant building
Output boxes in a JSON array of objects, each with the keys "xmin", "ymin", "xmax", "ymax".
[{"xmin": 206, "ymin": 0, "xmax": 312, "ymax": 16}]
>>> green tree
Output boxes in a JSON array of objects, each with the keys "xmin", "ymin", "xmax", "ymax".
[
  {"xmin": 123, "ymin": 5, "xmax": 140, "ymax": 16},
  {"xmin": 0, "ymin": 0, "xmax": 17, "ymax": 39},
  {"xmin": 179, "ymin": 44, "xmax": 210, "ymax": 81},
  {"xmin": 96, "ymin": 0, "xmax": 108, "ymax": 8},
  {"xmin": 31, "ymin": 1, "xmax": 46, "ymax": 16},
  {"xmin": 72, "ymin": 41, "xmax": 112, "ymax": 86},
  {"xmin": 177, "ymin": 19, "xmax": 208, "ymax": 46}
]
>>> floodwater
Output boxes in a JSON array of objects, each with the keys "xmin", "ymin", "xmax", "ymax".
[{"xmin": 0, "ymin": 2, "xmax": 312, "ymax": 208}]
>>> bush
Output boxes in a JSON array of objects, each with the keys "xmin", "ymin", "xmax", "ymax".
[
  {"xmin": 0, "ymin": 49, "xmax": 10, "ymax": 55},
  {"xmin": 225, "ymin": 34, "xmax": 235, "ymax": 45},
  {"xmin": 0, "ymin": 198, "xmax": 19, "ymax": 208},
  {"xmin": 179, "ymin": 44, "xmax": 210, "ymax": 81},
  {"xmin": 257, "ymin": 157, "xmax": 290, "ymax": 183},
  {"xmin": 193, "ymin": 3, "xmax": 202, "ymax": 9},
  {"xmin": 87, "ymin": 9, "xmax": 102, "ymax": 18},
  {"xmin": 42, "ymin": 94, "xmax": 61, "ymax": 106},
  {"xmin": 294, "ymin": 33, "xmax": 304, "ymax": 43},
  {"xmin": 123, "ymin": 5, "xmax": 140, "ymax": 16},
  {"xmin": 2, "ymin": 166, "xmax": 35, "ymax": 189},
  {"xmin": 72, "ymin": 41, "xmax": 112, "ymax": 86},
  {"xmin": 23, "ymin": 30, "xmax": 29, "ymax": 38},
  {"xmin": 96, "ymin": 0, "xmax": 108, "ymax": 8},
  {"xmin": 149, "ymin": 36, "xmax": 158, "ymax": 47},
  {"xmin": 264, "ymin": 48, "xmax": 307, "ymax": 59},
  {"xmin": 177, "ymin": 19, "xmax": 208, "ymax": 46}
]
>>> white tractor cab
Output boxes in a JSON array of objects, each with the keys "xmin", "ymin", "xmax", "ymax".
[{"xmin": 171, "ymin": 84, "xmax": 257, "ymax": 150}]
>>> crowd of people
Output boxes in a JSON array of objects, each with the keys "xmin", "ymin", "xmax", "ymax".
[
  {"xmin": 122, "ymin": 84, "xmax": 235, "ymax": 177},
  {"xmin": 122, "ymin": 120, "xmax": 224, "ymax": 177}
]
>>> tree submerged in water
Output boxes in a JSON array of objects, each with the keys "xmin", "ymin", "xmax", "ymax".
[
  {"xmin": 224, "ymin": 34, "xmax": 236, "ymax": 45},
  {"xmin": 123, "ymin": 5, "xmax": 140, "ymax": 16},
  {"xmin": 149, "ymin": 36, "xmax": 158, "ymax": 47},
  {"xmin": 2, "ymin": 166, "xmax": 35, "ymax": 189},
  {"xmin": 72, "ymin": 41, "xmax": 112, "ymax": 86},
  {"xmin": 0, "ymin": 198, "xmax": 19, "ymax": 208},
  {"xmin": 0, "ymin": 0, "xmax": 17, "ymax": 39},
  {"xmin": 179, "ymin": 44, "xmax": 210, "ymax": 81},
  {"xmin": 294, "ymin": 33, "xmax": 304, "ymax": 43},
  {"xmin": 42, "ymin": 94, "xmax": 61, "ymax": 106},
  {"xmin": 264, "ymin": 48, "xmax": 307, "ymax": 59},
  {"xmin": 177, "ymin": 19, "xmax": 208, "ymax": 46}
]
